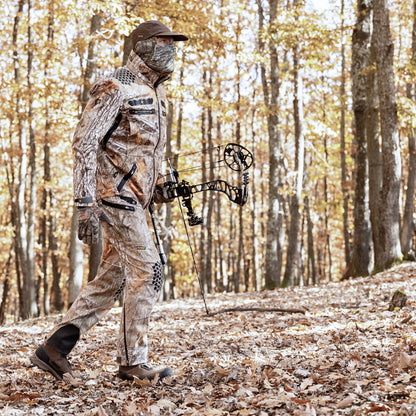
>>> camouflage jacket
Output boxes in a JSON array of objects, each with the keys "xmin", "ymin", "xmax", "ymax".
[{"xmin": 73, "ymin": 51, "xmax": 171, "ymax": 209}]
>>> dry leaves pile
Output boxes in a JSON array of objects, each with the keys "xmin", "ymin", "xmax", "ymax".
[{"xmin": 2, "ymin": 263, "xmax": 416, "ymax": 415}]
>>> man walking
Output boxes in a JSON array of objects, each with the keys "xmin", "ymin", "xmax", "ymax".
[{"xmin": 30, "ymin": 20, "xmax": 188, "ymax": 381}]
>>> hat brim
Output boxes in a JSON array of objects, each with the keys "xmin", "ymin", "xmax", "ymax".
[{"xmin": 156, "ymin": 30, "xmax": 188, "ymax": 41}]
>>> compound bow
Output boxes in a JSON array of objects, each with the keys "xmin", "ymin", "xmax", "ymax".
[
  {"xmin": 164, "ymin": 143, "xmax": 253, "ymax": 315},
  {"xmin": 166, "ymin": 143, "xmax": 253, "ymax": 226}
]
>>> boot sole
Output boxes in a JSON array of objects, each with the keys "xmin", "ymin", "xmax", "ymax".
[
  {"xmin": 30, "ymin": 353, "xmax": 63, "ymax": 381},
  {"xmin": 118, "ymin": 367, "xmax": 173, "ymax": 381}
]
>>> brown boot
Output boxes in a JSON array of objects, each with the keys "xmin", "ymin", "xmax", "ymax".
[
  {"xmin": 118, "ymin": 363, "xmax": 173, "ymax": 381},
  {"xmin": 30, "ymin": 343, "xmax": 75, "ymax": 381}
]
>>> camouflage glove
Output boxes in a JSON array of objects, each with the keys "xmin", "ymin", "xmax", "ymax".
[
  {"xmin": 77, "ymin": 204, "xmax": 112, "ymax": 245},
  {"xmin": 153, "ymin": 181, "xmax": 176, "ymax": 204}
]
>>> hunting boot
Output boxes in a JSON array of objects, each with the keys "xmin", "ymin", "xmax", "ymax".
[
  {"xmin": 118, "ymin": 363, "xmax": 173, "ymax": 381},
  {"xmin": 30, "ymin": 324, "xmax": 80, "ymax": 380}
]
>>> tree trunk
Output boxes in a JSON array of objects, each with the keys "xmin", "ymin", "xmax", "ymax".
[
  {"xmin": 250, "ymin": 88, "xmax": 260, "ymax": 291},
  {"xmin": 346, "ymin": 0, "xmax": 373, "ymax": 278},
  {"xmin": 283, "ymin": 37, "xmax": 305, "ymax": 287},
  {"xmin": 68, "ymin": 13, "xmax": 102, "ymax": 297},
  {"xmin": 164, "ymin": 58, "xmax": 185, "ymax": 300},
  {"xmin": 49, "ymin": 198, "xmax": 63, "ymax": 312},
  {"xmin": 367, "ymin": 37, "xmax": 382, "ymax": 268},
  {"xmin": 400, "ymin": 0, "xmax": 416, "ymax": 258},
  {"xmin": 340, "ymin": 0, "xmax": 351, "ymax": 267},
  {"xmin": 0, "ymin": 253, "xmax": 12, "ymax": 324},
  {"xmin": 205, "ymin": 73, "xmax": 214, "ymax": 293},
  {"xmin": 26, "ymin": 0, "xmax": 38, "ymax": 318},
  {"xmin": 235, "ymin": 21, "xmax": 243, "ymax": 293},
  {"xmin": 11, "ymin": 0, "xmax": 35, "ymax": 319},
  {"xmin": 68, "ymin": 209, "xmax": 83, "ymax": 307},
  {"xmin": 40, "ymin": 0, "xmax": 55, "ymax": 315},
  {"xmin": 258, "ymin": 0, "xmax": 282, "ymax": 288},
  {"xmin": 373, "ymin": 0, "xmax": 402, "ymax": 270},
  {"xmin": 324, "ymin": 142, "xmax": 332, "ymax": 282},
  {"xmin": 305, "ymin": 196, "xmax": 316, "ymax": 285},
  {"xmin": 199, "ymin": 90, "xmax": 208, "ymax": 293}
]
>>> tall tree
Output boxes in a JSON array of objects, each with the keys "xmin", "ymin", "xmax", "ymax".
[
  {"xmin": 26, "ymin": 0, "xmax": 38, "ymax": 316},
  {"xmin": 400, "ymin": 0, "xmax": 416, "ymax": 258},
  {"xmin": 257, "ymin": 0, "xmax": 282, "ymax": 288},
  {"xmin": 373, "ymin": 0, "xmax": 402, "ymax": 270},
  {"xmin": 9, "ymin": 0, "xmax": 38, "ymax": 319},
  {"xmin": 366, "ymin": 33, "xmax": 382, "ymax": 270},
  {"xmin": 346, "ymin": 0, "xmax": 373, "ymax": 277},
  {"xmin": 340, "ymin": 0, "xmax": 351, "ymax": 267},
  {"xmin": 69, "ymin": 12, "xmax": 103, "ymax": 303},
  {"xmin": 283, "ymin": 7, "xmax": 305, "ymax": 287}
]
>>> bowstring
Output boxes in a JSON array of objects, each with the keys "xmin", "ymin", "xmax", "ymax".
[
  {"xmin": 164, "ymin": 144, "xmax": 225, "ymax": 163},
  {"xmin": 167, "ymin": 158, "xmax": 210, "ymax": 316}
]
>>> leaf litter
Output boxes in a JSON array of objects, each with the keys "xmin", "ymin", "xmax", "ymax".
[{"xmin": 2, "ymin": 263, "xmax": 416, "ymax": 415}]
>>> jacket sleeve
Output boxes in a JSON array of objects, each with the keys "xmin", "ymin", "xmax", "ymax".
[{"xmin": 72, "ymin": 79, "xmax": 123, "ymax": 205}]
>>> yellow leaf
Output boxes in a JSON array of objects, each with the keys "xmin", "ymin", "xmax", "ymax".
[{"xmin": 215, "ymin": 365, "xmax": 232, "ymax": 376}]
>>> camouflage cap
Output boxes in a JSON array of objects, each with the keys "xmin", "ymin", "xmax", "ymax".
[{"xmin": 131, "ymin": 20, "xmax": 188, "ymax": 45}]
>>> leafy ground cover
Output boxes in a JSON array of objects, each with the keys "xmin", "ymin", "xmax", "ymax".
[{"xmin": 2, "ymin": 263, "xmax": 416, "ymax": 415}]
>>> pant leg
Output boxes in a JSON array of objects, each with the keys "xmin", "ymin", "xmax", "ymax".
[
  {"xmin": 48, "ymin": 201, "xmax": 162, "ymax": 366},
  {"xmin": 48, "ymin": 236, "xmax": 125, "ymax": 339},
  {"xmin": 101, "ymin": 202, "xmax": 162, "ymax": 366}
]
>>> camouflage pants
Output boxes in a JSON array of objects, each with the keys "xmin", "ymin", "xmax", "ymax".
[{"xmin": 50, "ymin": 199, "xmax": 163, "ymax": 366}]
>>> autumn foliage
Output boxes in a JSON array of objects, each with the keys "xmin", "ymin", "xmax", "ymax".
[{"xmin": 1, "ymin": 0, "xmax": 416, "ymax": 321}]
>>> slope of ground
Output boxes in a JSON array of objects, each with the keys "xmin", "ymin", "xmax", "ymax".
[{"xmin": 2, "ymin": 263, "xmax": 416, "ymax": 415}]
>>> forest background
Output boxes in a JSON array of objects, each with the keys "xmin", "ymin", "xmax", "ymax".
[{"xmin": 1, "ymin": 0, "xmax": 415, "ymax": 322}]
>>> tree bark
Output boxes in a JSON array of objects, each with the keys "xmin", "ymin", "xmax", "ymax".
[
  {"xmin": 199, "ymin": 86, "xmax": 208, "ymax": 293},
  {"xmin": 68, "ymin": 209, "xmax": 83, "ymax": 307},
  {"xmin": 283, "ymin": 35, "xmax": 305, "ymax": 287},
  {"xmin": 250, "ymin": 87, "xmax": 260, "ymax": 291},
  {"xmin": 367, "ymin": 36, "xmax": 382, "ymax": 268},
  {"xmin": 40, "ymin": 0, "xmax": 56, "ymax": 315},
  {"xmin": 25, "ymin": 0, "xmax": 38, "ymax": 317},
  {"xmin": 68, "ymin": 13, "xmax": 102, "ymax": 298},
  {"xmin": 164, "ymin": 57, "xmax": 185, "ymax": 300},
  {"xmin": 205, "ymin": 73, "xmax": 214, "ymax": 293},
  {"xmin": 400, "ymin": 0, "xmax": 416, "ymax": 258},
  {"xmin": 11, "ymin": 0, "xmax": 35, "ymax": 319},
  {"xmin": 340, "ymin": 0, "xmax": 351, "ymax": 268},
  {"xmin": 373, "ymin": 0, "xmax": 402, "ymax": 270},
  {"xmin": 258, "ymin": 0, "xmax": 282, "ymax": 288},
  {"xmin": 305, "ymin": 196, "xmax": 316, "ymax": 285},
  {"xmin": 0, "ymin": 254, "xmax": 12, "ymax": 324},
  {"xmin": 235, "ymin": 20, "xmax": 243, "ymax": 292},
  {"xmin": 346, "ymin": 0, "xmax": 373, "ymax": 278}
]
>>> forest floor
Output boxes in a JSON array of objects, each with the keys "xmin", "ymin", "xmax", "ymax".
[{"xmin": 3, "ymin": 264, "xmax": 416, "ymax": 415}]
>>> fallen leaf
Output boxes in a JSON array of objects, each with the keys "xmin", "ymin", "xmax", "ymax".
[
  {"xmin": 337, "ymin": 395, "xmax": 355, "ymax": 409},
  {"xmin": 215, "ymin": 365, "xmax": 232, "ymax": 376},
  {"xmin": 155, "ymin": 398, "xmax": 176, "ymax": 409}
]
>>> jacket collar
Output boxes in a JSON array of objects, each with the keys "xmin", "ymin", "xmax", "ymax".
[{"xmin": 126, "ymin": 51, "xmax": 171, "ymax": 87}]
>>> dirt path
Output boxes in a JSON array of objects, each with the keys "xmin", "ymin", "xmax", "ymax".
[{"xmin": 1, "ymin": 262, "xmax": 416, "ymax": 415}]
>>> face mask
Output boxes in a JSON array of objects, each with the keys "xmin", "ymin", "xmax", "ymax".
[{"xmin": 134, "ymin": 38, "xmax": 176, "ymax": 74}]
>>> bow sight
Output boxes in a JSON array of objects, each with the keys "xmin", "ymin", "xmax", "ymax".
[{"xmin": 167, "ymin": 143, "xmax": 253, "ymax": 226}]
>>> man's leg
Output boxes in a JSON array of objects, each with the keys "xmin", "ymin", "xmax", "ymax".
[
  {"xmin": 31, "ymin": 236, "xmax": 125, "ymax": 380},
  {"xmin": 101, "ymin": 203, "xmax": 172, "ymax": 380}
]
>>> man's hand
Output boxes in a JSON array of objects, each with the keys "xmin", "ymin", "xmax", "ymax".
[{"xmin": 77, "ymin": 204, "xmax": 112, "ymax": 245}]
